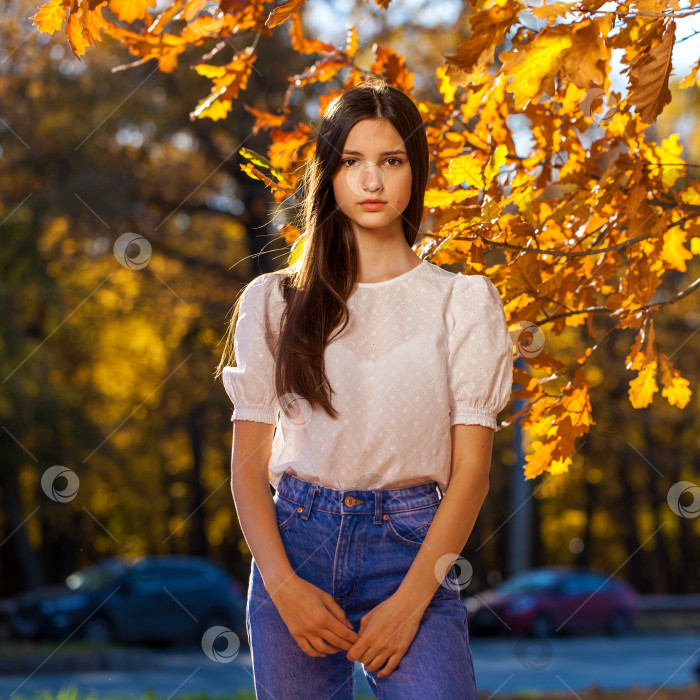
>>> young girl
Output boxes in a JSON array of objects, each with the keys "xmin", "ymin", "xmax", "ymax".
[{"xmin": 217, "ymin": 78, "xmax": 513, "ymax": 699}]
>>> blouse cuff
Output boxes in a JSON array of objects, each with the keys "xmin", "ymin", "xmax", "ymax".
[
  {"xmin": 231, "ymin": 404, "xmax": 278, "ymax": 424},
  {"xmin": 450, "ymin": 407, "xmax": 497, "ymax": 429}
]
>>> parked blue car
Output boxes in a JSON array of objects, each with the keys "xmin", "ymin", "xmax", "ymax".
[{"xmin": 8, "ymin": 555, "xmax": 247, "ymax": 646}]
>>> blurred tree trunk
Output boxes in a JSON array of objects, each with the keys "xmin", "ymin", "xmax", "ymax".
[
  {"xmin": 580, "ymin": 480, "xmax": 597, "ymax": 568},
  {"xmin": 0, "ymin": 461, "xmax": 44, "ymax": 592},
  {"xmin": 617, "ymin": 456, "xmax": 647, "ymax": 589}
]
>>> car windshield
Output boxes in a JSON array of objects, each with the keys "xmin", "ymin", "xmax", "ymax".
[
  {"xmin": 65, "ymin": 562, "xmax": 125, "ymax": 591},
  {"xmin": 497, "ymin": 570, "xmax": 561, "ymax": 594}
]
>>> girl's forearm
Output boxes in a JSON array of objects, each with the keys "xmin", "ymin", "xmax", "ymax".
[{"xmin": 232, "ymin": 468, "xmax": 296, "ymax": 591}]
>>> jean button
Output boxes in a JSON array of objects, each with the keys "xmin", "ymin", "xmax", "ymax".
[{"xmin": 344, "ymin": 495, "xmax": 365, "ymax": 507}]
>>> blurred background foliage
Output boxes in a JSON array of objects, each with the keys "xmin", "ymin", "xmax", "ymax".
[{"xmin": 1, "ymin": 0, "xmax": 698, "ymax": 598}]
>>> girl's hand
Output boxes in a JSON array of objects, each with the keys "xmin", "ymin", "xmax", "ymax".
[
  {"xmin": 345, "ymin": 591, "xmax": 424, "ymax": 677},
  {"xmin": 268, "ymin": 574, "xmax": 359, "ymax": 657}
]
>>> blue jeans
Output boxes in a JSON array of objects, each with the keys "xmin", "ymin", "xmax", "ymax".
[{"xmin": 246, "ymin": 471, "xmax": 477, "ymax": 699}]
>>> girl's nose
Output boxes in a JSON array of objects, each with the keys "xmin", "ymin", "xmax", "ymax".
[{"xmin": 359, "ymin": 163, "xmax": 384, "ymax": 192}]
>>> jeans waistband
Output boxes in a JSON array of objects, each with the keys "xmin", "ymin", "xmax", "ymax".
[{"xmin": 275, "ymin": 471, "xmax": 444, "ymax": 523}]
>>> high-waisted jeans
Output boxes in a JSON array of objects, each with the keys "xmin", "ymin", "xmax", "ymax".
[{"xmin": 245, "ymin": 471, "xmax": 477, "ymax": 699}]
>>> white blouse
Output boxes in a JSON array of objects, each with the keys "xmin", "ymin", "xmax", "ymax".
[{"xmin": 222, "ymin": 260, "xmax": 513, "ymax": 493}]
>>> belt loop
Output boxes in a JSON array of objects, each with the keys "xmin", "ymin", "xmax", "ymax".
[
  {"xmin": 301, "ymin": 483, "xmax": 319, "ymax": 520},
  {"xmin": 373, "ymin": 489, "xmax": 382, "ymax": 525},
  {"xmin": 435, "ymin": 481, "xmax": 444, "ymax": 501}
]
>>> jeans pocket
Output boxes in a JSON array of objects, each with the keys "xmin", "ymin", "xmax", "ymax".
[
  {"xmin": 385, "ymin": 503, "xmax": 439, "ymax": 548},
  {"xmin": 275, "ymin": 495, "xmax": 301, "ymax": 532}
]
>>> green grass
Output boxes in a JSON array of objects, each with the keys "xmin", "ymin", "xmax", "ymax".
[
  {"xmin": 7, "ymin": 685, "xmax": 700, "ymax": 700},
  {"xmin": 7, "ymin": 690, "xmax": 375, "ymax": 700}
]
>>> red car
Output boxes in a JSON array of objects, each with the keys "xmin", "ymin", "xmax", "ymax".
[{"xmin": 465, "ymin": 566, "xmax": 639, "ymax": 637}]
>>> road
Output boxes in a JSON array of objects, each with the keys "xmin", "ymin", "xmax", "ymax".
[{"xmin": 0, "ymin": 632, "xmax": 699, "ymax": 698}]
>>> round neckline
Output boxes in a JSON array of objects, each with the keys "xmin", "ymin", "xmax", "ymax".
[{"xmin": 355, "ymin": 260, "xmax": 428, "ymax": 288}]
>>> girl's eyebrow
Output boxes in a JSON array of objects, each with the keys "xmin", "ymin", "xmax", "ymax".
[{"xmin": 342, "ymin": 149, "xmax": 407, "ymax": 156}]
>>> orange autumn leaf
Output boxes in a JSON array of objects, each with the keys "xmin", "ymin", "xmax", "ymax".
[
  {"xmin": 194, "ymin": 46, "xmax": 257, "ymax": 102},
  {"xmin": 658, "ymin": 354, "xmax": 692, "ymax": 409},
  {"xmin": 266, "ymin": 0, "xmax": 307, "ymax": 28},
  {"xmin": 559, "ymin": 369, "xmax": 594, "ymax": 437},
  {"xmin": 78, "ymin": 0, "xmax": 108, "ymax": 48},
  {"xmin": 424, "ymin": 189, "xmax": 474, "ymax": 209},
  {"xmin": 289, "ymin": 11, "xmax": 337, "ymax": 56},
  {"xmin": 442, "ymin": 0, "xmax": 520, "ymax": 83},
  {"xmin": 239, "ymin": 163, "xmax": 294, "ymax": 198},
  {"xmin": 345, "ymin": 25, "xmax": 359, "ymax": 58},
  {"xmin": 106, "ymin": 25, "xmax": 189, "ymax": 72},
  {"xmin": 30, "ymin": 0, "xmax": 66, "ymax": 33},
  {"xmin": 66, "ymin": 9, "xmax": 90, "ymax": 56},
  {"xmin": 109, "ymin": 0, "xmax": 157, "ymax": 24},
  {"xmin": 628, "ymin": 20, "xmax": 675, "ymax": 124},
  {"xmin": 661, "ymin": 225, "xmax": 693, "ymax": 272},
  {"xmin": 498, "ymin": 26, "xmax": 574, "ymax": 109},
  {"xmin": 629, "ymin": 356, "xmax": 659, "ymax": 408},
  {"xmin": 371, "ymin": 45, "xmax": 414, "ymax": 94}
]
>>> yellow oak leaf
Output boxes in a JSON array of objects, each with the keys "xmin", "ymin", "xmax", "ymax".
[
  {"xmin": 110, "ymin": 0, "xmax": 157, "ymax": 24},
  {"xmin": 550, "ymin": 456, "xmax": 572, "ymax": 475},
  {"xmin": 484, "ymin": 144, "xmax": 507, "ymax": 186},
  {"xmin": 661, "ymin": 226, "xmax": 692, "ymax": 271},
  {"xmin": 66, "ymin": 10, "xmax": 90, "ymax": 57},
  {"xmin": 629, "ymin": 357, "xmax": 658, "ymax": 408},
  {"xmin": 530, "ymin": 1, "xmax": 574, "ymax": 23},
  {"xmin": 659, "ymin": 354, "xmax": 692, "ymax": 409},
  {"xmin": 31, "ymin": 0, "xmax": 65, "ymax": 34},
  {"xmin": 524, "ymin": 439, "xmax": 557, "ymax": 480},
  {"xmin": 424, "ymin": 189, "xmax": 474, "ymax": 208},
  {"xmin": 499, "ymin": 26, "xmax": 574, "ymax": 109},
  {"xmin": 436, "ymin": 65, "xmax": 456, "ymax": 104},
  {"xmin": 680, "ymin": 185, "xmax": 700, "ymax": 205},
  {"xmin": 446, "ymin": 154, "xmax": 484, "ymax": 188}
]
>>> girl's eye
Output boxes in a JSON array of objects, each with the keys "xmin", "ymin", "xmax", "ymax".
[{"xmin": 342, "ymin": 157, "xmax": 403, "ymax": 167}]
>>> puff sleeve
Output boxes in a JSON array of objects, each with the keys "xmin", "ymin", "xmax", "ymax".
[
  {"xmin": 221, "ymin": 274, "xmax": 280, "ymax": 424},
  {"xmin": 446, "ymin": 274, "xmax": 513, "ymax": 429}
]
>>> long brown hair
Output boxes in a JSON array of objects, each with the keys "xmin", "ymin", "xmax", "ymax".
[{"xmin": 217, "ymin": 77, "xmax": 430, "ymax": 419}]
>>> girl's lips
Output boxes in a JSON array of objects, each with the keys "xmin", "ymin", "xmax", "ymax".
[{"xmin": 360, "ymin": 201, "xmax": 386, "ymax": 211}]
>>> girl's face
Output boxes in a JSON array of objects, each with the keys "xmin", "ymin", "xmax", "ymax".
[{"xmin": 331, "ymin": 118, "xmax": 412, "ymax": 234}]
